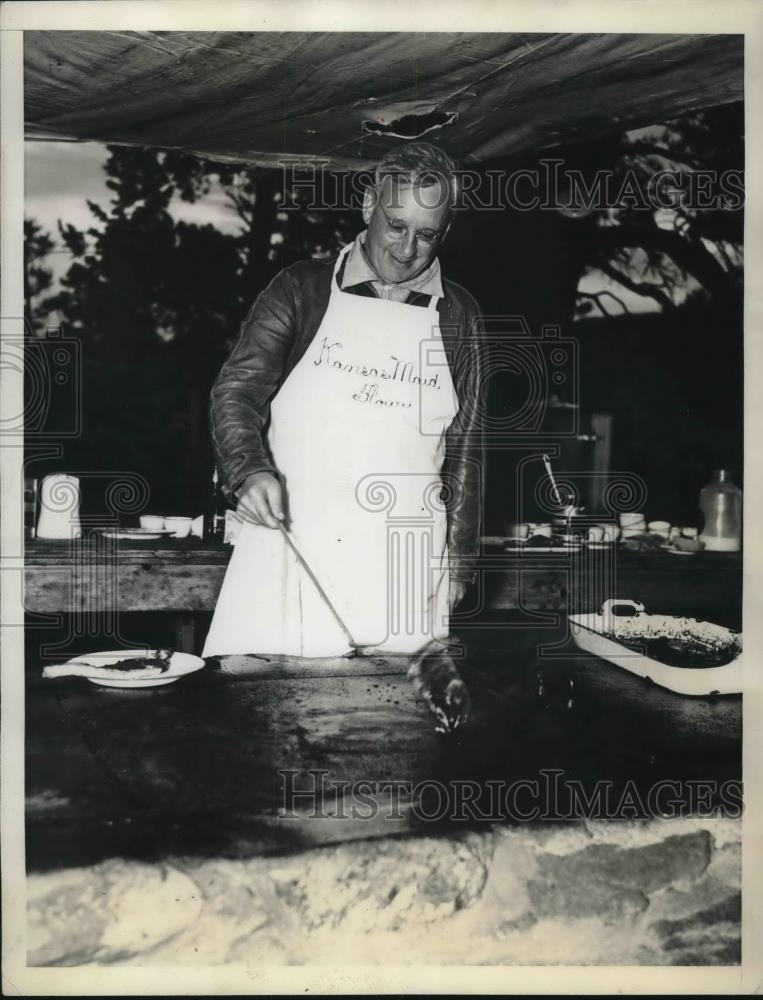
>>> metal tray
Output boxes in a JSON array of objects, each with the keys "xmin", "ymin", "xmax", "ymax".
[{"xmin": 569, "ymin": 600, "xmax": 742, "ymax": 696}]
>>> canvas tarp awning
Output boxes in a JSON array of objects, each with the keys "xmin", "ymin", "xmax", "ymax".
[{"xmin": 24, "ymin": 31, "xmax": 743, "ymax": 168}]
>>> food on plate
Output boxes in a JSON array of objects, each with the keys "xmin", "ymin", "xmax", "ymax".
[
  {"xmin": 525, "ymin": 534, "xmax": 555, "ymax": 547},
  {"xmin": 43, "ymin": 648, "xmax": 174, "ymax": 680},
  {"xmin": 672, "ymin": 536, "xmax": 705, "ymax": 552},
  {"xmin": 648, "ymin": 520, "xmax": 671, "ymax": 536},
  {"xmin": 511, "ymin": 534, "xmax": 569, "ymax": 549},
  {"xmin": 622, "ymin": 531, "xmax": 666, "ymax": 552}
]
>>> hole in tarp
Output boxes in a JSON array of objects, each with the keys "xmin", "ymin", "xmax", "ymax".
[{"xmin": 361, "ymin": 111, "xmax": 457, "ymax": 139}]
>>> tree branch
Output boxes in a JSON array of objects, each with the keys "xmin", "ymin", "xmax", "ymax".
[
  {"xmin": 625, "ymin": 142, "xmax": 702, "ymax": 169},
  {"xmin": 577, "ymin": 289, "xmax": 629, "ymax": 318},
  {"xmin": 585, "ymin": 224, "xmax": 733, "ymax": 301},
  {"xmin": 596, "ymin": 259, "xmax": 675, "ymax": 311},
  {"xmin": 224, "ymin": 188, "xmax": 254, "ymax": 226}
]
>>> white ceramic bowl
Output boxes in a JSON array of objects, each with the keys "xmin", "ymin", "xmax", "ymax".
[
  {"xmin": 530, "ymin": 523, "xmax": 552, "ymax": 538},
  {"xmin": 621, "ymin": 526, "xmax": 647, "ymax": 538},
  {"xmin": 505, "ymin": 523, "xmax": 530, "ymax": 540},
  {"xmin": 139, "ymin": 514, "xmax": 165, "ymax": 531},
  {"xmin": 619, "ymin": 512, "xmax": 646, "ymax": 527},
  {"xmin": 164, "ymin": 516, "xmax": 192, "ymax": 538}
]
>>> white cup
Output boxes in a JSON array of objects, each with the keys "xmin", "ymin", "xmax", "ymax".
[
  {"xmin": 621, "ymin": 526, "xmax": 647, "ymax": 538},
  {"xmin": 224, "ymin": 509, "xmax": 244, "ymax": 545},
  {"xmin": 506, "ymin": 523, "xmax": 530, "ymax": 541},
  {"xmin": 139, "ymin": 514, "xmax": 165, "ymax": 531},
  {"xmin": 619, "ymin": 512, "xmax": 646, "ymax": 528},
  {"xmin": 600, "ymin": 524, "xmax": 621, "ymax": 543},
  {"xmin": 561, "ymin": 533, "xmax": 582, "ymax": 546},
  {"xmin": 37, "ymin": 474, "xmax": 83, "ymax": 540},
  {"xmin": 648, "ymin": 520, "xmax": 671, "ymax": 538},
  {"xmin": 531, "ymin": 523, "xmax": 552, "ymax": 538},
  {"xmin": 588, "ymin": 526, "xmax": 604, "ymax": 543},
  {"xmin": 164, "ymin": 516, "xmax": 192, "ymax": 538}
]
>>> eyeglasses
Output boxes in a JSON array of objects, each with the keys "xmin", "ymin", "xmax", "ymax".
[{"xmin": 380, "ymin": 206, "xmax": 442, "ymax": 246}]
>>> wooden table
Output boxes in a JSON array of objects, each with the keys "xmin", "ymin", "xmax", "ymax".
[
  {"xmin": 24, "ymin": 537, "xmax": 231, "ymax": 653},
  {"xmin": 24, "ymin": 536, "xmax": 742, "ymax": 652},
  {"xmin": 26, "ymin": 623, "xmax": 741, "ymax": 874}
]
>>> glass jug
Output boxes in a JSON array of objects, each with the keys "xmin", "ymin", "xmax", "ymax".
[{"xmin": 698, "ymin": 469, "xmax": 742, "ymax": 552}]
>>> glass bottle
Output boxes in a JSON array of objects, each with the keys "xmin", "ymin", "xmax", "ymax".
[
  {"xmin": 698, "ymin": 469, "xmax": 742, "ymax": 552},
  {"xmin": 203, "ymin": 466, "xmax": 227, "ymax": 543}
]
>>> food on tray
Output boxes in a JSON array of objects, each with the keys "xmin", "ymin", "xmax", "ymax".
[
  {"xmin": 603, "ymin": 617, "xmax": 741, "ymax": 669},
  {"xmin": 617, "ymin": 636, "xmax": 738, "ymax": 668},
  {"xmin": 43, "ymin": 648, "xmax": 175, "ymax": 680}
]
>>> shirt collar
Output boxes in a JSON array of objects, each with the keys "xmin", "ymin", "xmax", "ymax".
[{"xmin": 340, "ymin": 230, "xmax": 444, "ymax": 298}]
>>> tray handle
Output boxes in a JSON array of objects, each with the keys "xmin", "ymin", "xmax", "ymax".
[{"xmin": 600, "ymin": 598, "xmax": 646, "ymax": 617}]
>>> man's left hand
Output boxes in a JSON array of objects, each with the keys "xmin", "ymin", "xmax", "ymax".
[{"xmin": 449, "ymin": 580, "xmax": 467, "ymax": 612}]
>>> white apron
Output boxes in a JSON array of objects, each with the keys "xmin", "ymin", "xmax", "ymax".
[{"xmin": 203, "ymin": 242, "xmax": 459, "ymax": 658}]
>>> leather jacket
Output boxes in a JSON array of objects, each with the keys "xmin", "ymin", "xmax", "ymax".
[{"xmin": 210, "ymin": 253, "xmax": 485, "ymax": 583}]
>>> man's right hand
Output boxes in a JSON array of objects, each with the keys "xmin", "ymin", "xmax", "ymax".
[{"xmin": 235, "ymin": 472, "xmax": 286, "ymax": 529}]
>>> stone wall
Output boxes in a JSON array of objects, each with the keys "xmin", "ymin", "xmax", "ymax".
[{"xmin": 28, "ymin": 817, "xmax": 740, "ymax": 967}]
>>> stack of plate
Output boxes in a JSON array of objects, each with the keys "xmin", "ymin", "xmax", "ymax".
[
  {"xmin": 97, "ymin": 527, "xmax": 174, "ymax": 541},
  {"xmin": 619, "ymin": 512, "xmax": 647, "ymax": 539}
]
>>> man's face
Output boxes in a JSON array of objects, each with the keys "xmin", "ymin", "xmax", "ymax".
[{"xmin": 362, "ymin": 176, "xmax": 451, "ymax": 284}]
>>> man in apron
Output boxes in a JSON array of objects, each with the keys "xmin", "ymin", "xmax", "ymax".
[{"xmin": 204, "ymin": 144, "xmax": 484, "ymax": 714}]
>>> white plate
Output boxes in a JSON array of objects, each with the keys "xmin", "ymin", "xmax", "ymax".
[
  {"xmin": 56, "ymin": 649, "xmax": 206, "ymax": 688},
  {"xmin": 98, "ymin": 528, "xmax": 174, "ymax": 540},
  {"xmin": 503, "ymin": 543, "xmax": 581, "ymax": 553}
]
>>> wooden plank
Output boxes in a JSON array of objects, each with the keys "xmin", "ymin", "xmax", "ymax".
[
  {"xmin": 24, "ymin": 33, "xmax": 743, "ymax": 169},
  {"xmin": 24, "ymin": 562, "xmax": 227, "ymax": 612},
  {"xmin": 589, "ymin": 413, "xmax": 613, "ymax": 511},
  {"xmin": 174, "ymin": 614, "xmax": 198, "ymax": 654},
  {"xmin": 482, "ymin": 550, "xmax": 741, "ymax": 622},
  {"xmin": 23, "ymin": 547, "xmax": 741, "ymax": 622},
  {"xmin": 25, "ymin": 539, "xmax": 231, "ymax": 565}
]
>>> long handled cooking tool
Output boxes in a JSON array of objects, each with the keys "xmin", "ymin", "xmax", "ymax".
[
  {"xmin": 277, "ymin": 523, "xmax": 469, "ymax": 730},
  {"xmin": 276, "ymin": 520, "xmax": 358, "ymax": 654}
]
